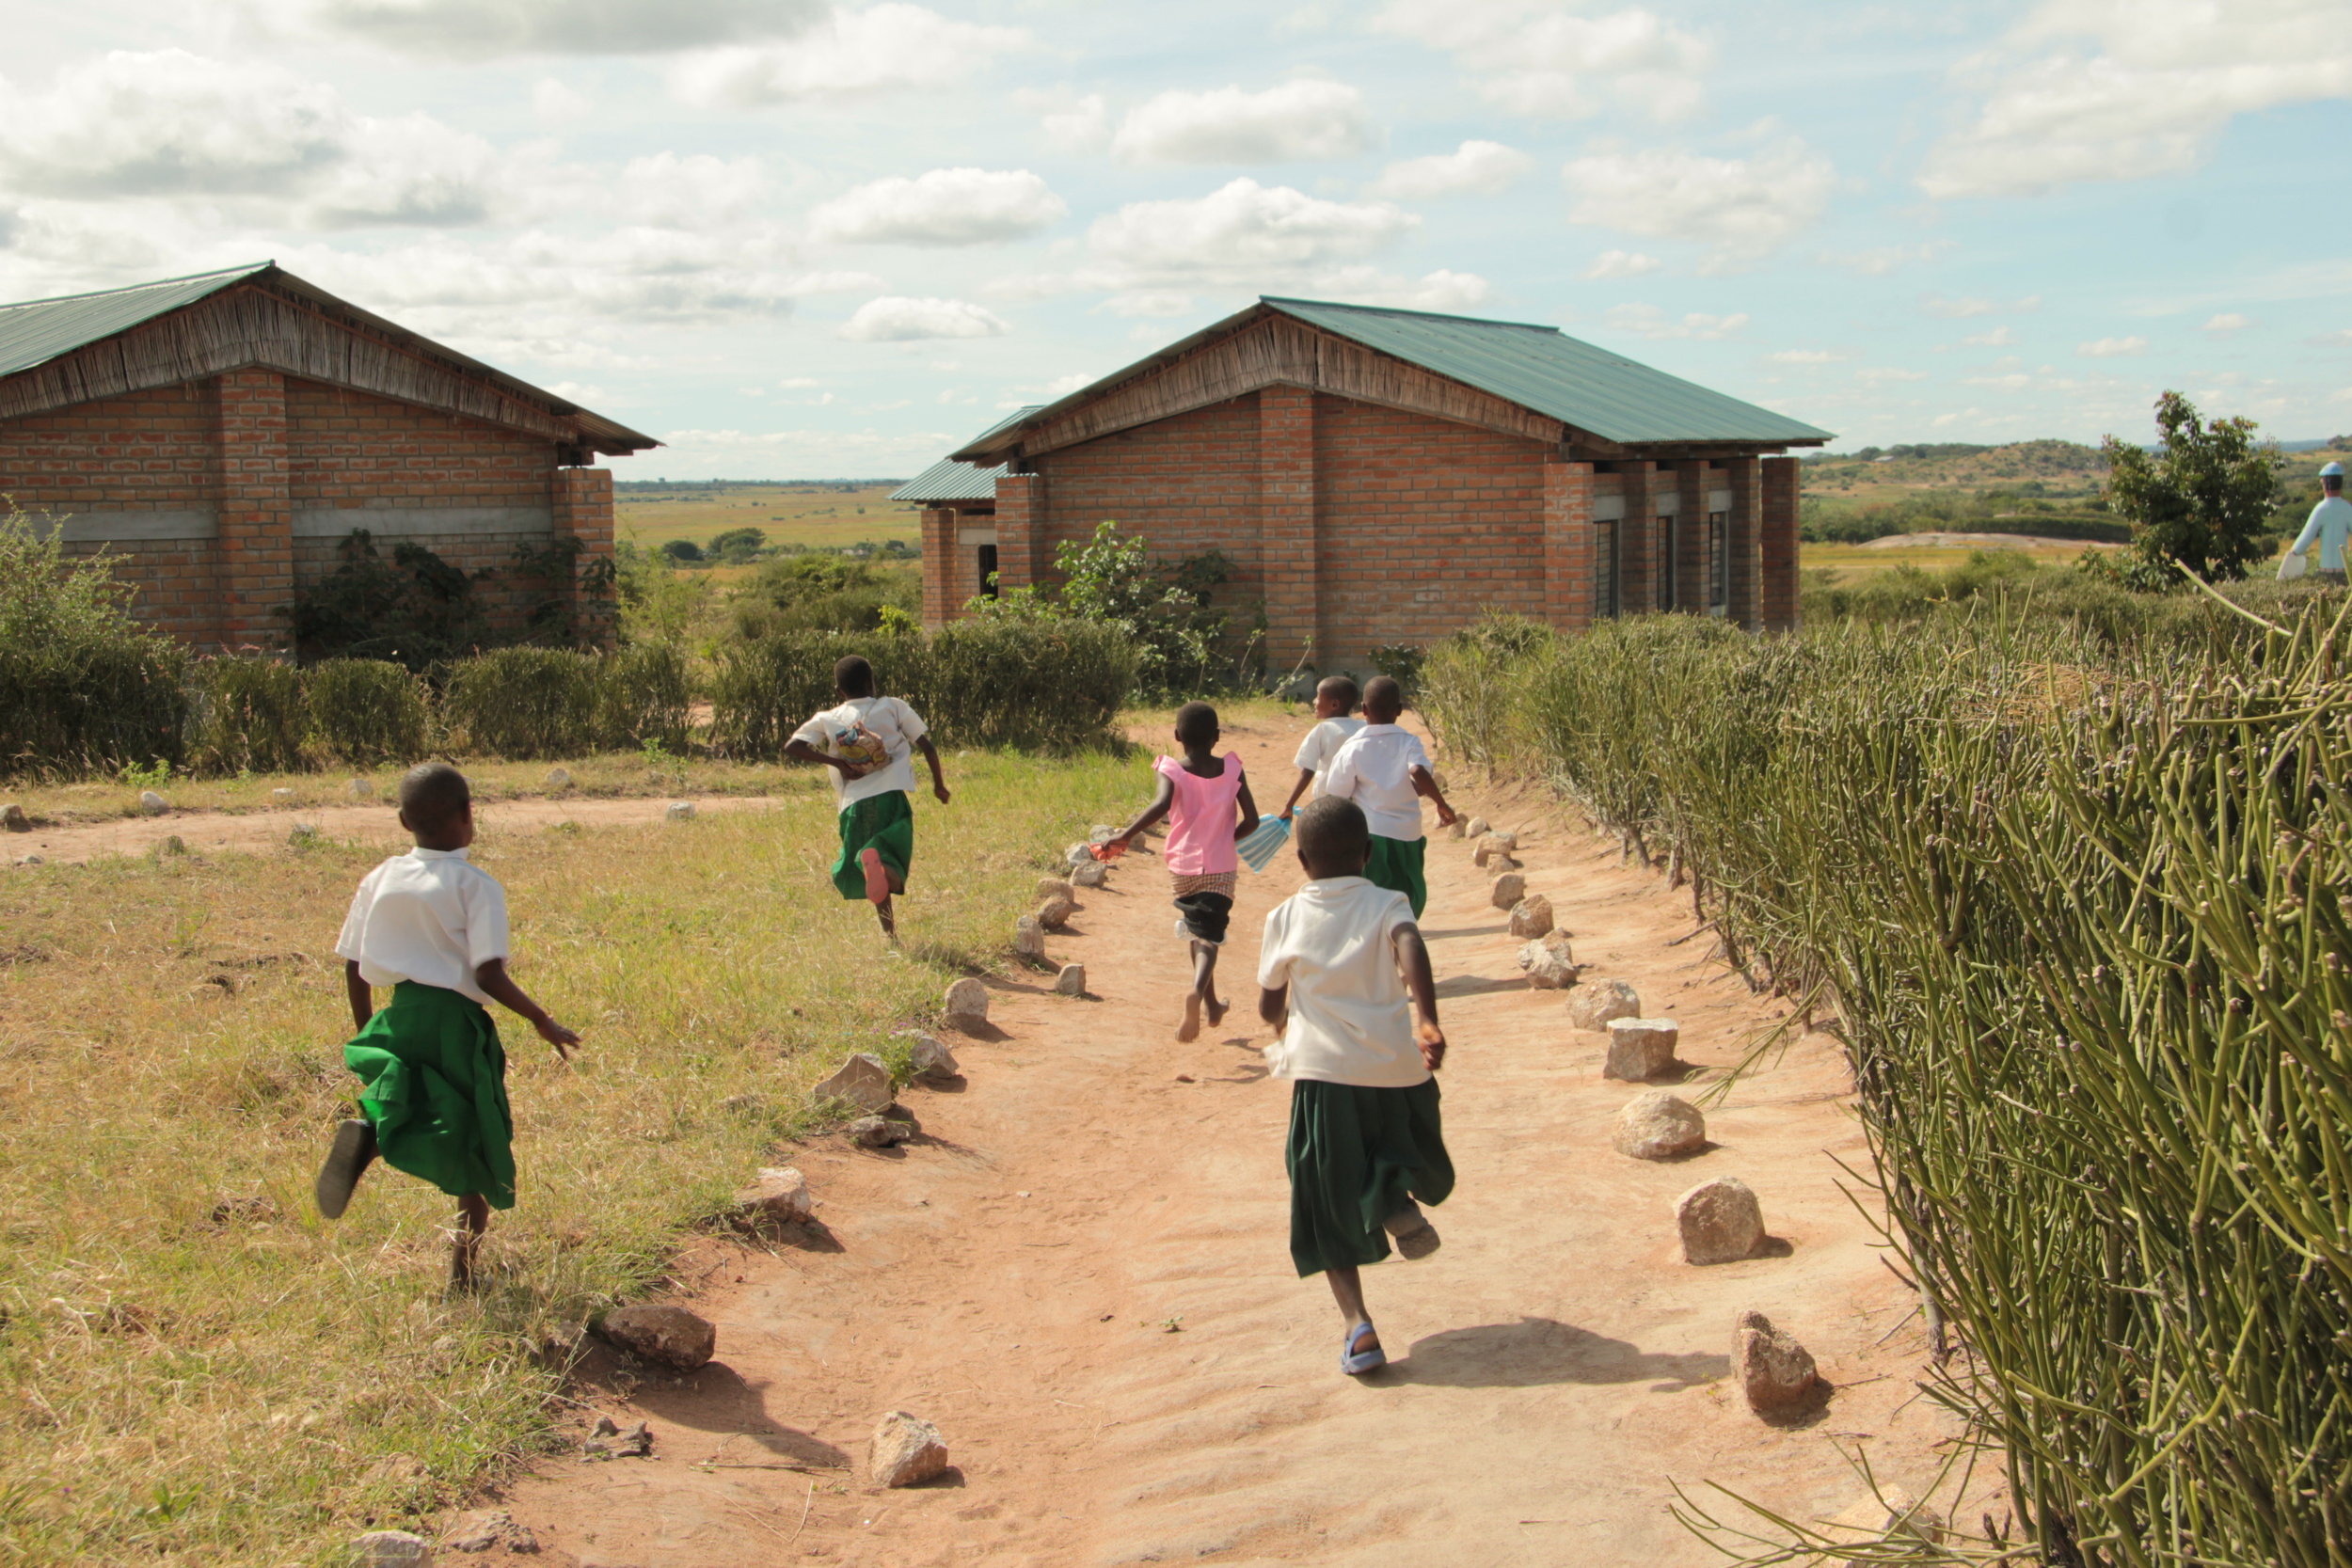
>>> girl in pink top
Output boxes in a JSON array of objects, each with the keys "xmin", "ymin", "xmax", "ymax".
[{"xmin": 1104, "ymin": 702, "xmax": 1261, "ymax": 1041}]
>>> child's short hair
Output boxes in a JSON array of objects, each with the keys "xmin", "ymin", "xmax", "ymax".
[
  {"xmin": 1361, "ymin": 675, "xmax": 1405, "ymax": 722},
  {"xmin": 1174, "ymin": 701, "xmax": 1218, "ymax": 746},
  {"xmin": 834, "ymin": 656, "xmax": 876, "ymax": 697},
  {"xmin": 398, "ymin": 764, "xmax": 471, "ymax": 834},
  {"xmin": 1295, "ymin": 794, "xmax": 1370, "ymax": 874},
  {"xmin": 1316, "ymin": 674, "xmax": 1359, "ymax": 713}
]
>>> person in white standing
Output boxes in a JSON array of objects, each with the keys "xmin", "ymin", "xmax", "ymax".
[{"xmin": 2281, "ymin": 460, "xmax": 2352, "ymax": 585}]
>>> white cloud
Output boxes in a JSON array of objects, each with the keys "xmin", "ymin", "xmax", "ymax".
[
  {"xmin": 2312, "ymin": 328, "xmax": 2352, "ymax": 347},
  {"xmin": 1581, "ymin": 248, "xmax": 1660, "ymax": 280},
  {"xmin": 2203, "ymin": 312, "xmax": 2255, "ymax": 333},
  {"xmin": 610, "ymin": 152, "xmax": 768, "ymax": 230},
  {"xmin": 1769, "ymin": 348, "xmax": 1842, "ymax": 364},
  {"xmin": 1819, "ymin": 242, "xmax": 1950, "ymax": 275},
  {"xmin": 811, "ymin": 167, "xmax": 1065, "ymax": 246},
  {"xmin": 1917, "ymin": 0, "xmax": 2352, "ymax": 199},
  {"xmin": 1368, "ymin": 139, "xmax": 1533, "ymax": 198},
  {"xmin": 1963, "ymin": 325, "xmax": 2019, "ymax": 347},
  {"xmin": 670, "ymin": 5, "xmax": 1026, "ymax": 106},
  {"xmin": 837, "ymin": 295, "xmax": 1011, "ymax": 341},
  {"xmin": 532, "ymin": 77, "xmax": 592, "ymax": 126},
  {"xmin": 2077, "ymin": 335, "xmax": 2147, "ymax": 356},
  {"xmin": 1035, "ymin": 92, "xmax": 1111, "ymax": 154},
  {"xmin": 1561, "ymin": 132, "xmax": 1835, "ymax": 270},
  {"xmin": 1373, "ymin": 0, "xmax": 1711, "ymax": 122},
  {"xmin": 1100, "ymin": 292, "xmax": 1196, "ymax": 318},
  {"xmin": 1855, "ymin": 367, "xmax": 1929, "ymax": 385},
  {"xmin": 1965, "ymin": 373, "xmax": 2033, "ymax": 389},
  {"xmin": 291, "ymin": 0, "xmax": 825, "ymax": 55},
  {"xmin": 1604, "ymin": 304, "xmax": 1746, "ymax": 341},
  {"xmin": 1087, "ymin": 178, "xmax": 1419, "ymax": 285},
  {"xmin": 1040, "ymin": 372, "xmax": 1093, "ymax": 397},
  {"xmin": 1111, "ymin": 80, "xmax": 1375, "ymax": 165},
  {"xmin": 1922, "ymin": 293, "xmax": 2039, "ymax": 319},
  {"xmin": 1308, "ymin": 267, "xmax": 1493, "ymax": 311}
]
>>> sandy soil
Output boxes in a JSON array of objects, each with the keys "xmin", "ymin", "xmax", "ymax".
[{"xmin": 466, "ymin": 713, "xmax": 1981, "ymax": 1567}]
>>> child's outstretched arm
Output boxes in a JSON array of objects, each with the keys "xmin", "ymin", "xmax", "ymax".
[
  {"xmin": 1233, "ymin": 776, "xmax": 1261, "ymax": 843},
  {"xmin": 915, "ymin": 734, "xmax": 950, "ymax": 804},
  {"xmin": 345, "ymin": 960, "xmax": 373, "ymax": 1030},
  {"xmin": 474, "ymin": 958, "xmax": 581, "ymax": 1060},
  {"xmin": 1108, "ymin": 773, "xmax": 1176, "ymax": 849},
  {"xmin": 1408, "ymin": 765, "xmax": 1458, "ymax": 828},
  {"xmin": 1391, "ymin": 924, "xmax": 1446, "ymax": 1069},
  {"xmin": 1258, "ymin": 981, "xmax": 1288, "ymax": 1031},
  {"xmin": 1278, "ymin": 768, "xmax": 1314, "ymax": 821},
  {"xmin": 784, "ymin": 737, "xmax": 868, "ymax": 780}
]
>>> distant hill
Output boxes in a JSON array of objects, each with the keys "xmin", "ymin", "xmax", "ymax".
[{"xmin": 1803, "ymin": 439, "xmax": 2108, "ymax": 496}]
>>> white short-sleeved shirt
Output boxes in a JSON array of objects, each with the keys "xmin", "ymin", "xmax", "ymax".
[
  {"xmin": 1259, "ymin": 877, "xmax": 1425, "ymax": 1087},
  {"xmin": 2290, "ymin": 495, "xmax": 2352, "ymax": 572},
  {"xmin": 336, "ymin": 847, "xmax": 511, "ymax": 1006},
  {"xmin": 1292, "ymin": 716, "xmax": 1366, "ymax": 796},
  {"xmin": 1324, "ymin": 723, "xmax": 1432, "ymax": 842},
  {"xmin": 790, "ymin": 696, "xmax": 930, "ymax": 807}
]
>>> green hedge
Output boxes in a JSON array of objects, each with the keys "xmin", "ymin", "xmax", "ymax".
[{"xmin": 0, "ymin": 514, "xmax": 190, "ymax": 777}]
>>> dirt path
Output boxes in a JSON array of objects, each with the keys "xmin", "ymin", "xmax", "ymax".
[{"xmin": 482, "ymin": 713, "xmax": 1968, "ymax": 1567}]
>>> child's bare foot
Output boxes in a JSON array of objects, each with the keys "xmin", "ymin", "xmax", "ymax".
[
  {"xmin": 1178, "ymin": 990, "xmax": 1202, "ymax": 1042},
  {"xmin": 1204, "ymin": 993, "xmax": 1230, "ymax": 1026}
]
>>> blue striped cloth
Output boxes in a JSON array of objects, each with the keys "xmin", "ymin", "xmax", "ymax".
[{"xmin": 1236, "ymin": 816, "xmax": 1293, "ymax": 874}]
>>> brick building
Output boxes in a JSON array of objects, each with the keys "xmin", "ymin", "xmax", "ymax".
[
  {"xmin": 906, "ymin": 298, "xmax": 1830, "ymax": 668},
  {"xmin": 0, "ymin": 262, "xmax": 657, "ymax": 651}
]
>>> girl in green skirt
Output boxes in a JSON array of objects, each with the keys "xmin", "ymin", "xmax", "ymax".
[
  {"xmin": 785, "ymin": 656, "xmax": 952, "ymax": 941},
  {"xmin": 1256, "ymin": 795, "xmax": 1453, "ymax": 1377}
]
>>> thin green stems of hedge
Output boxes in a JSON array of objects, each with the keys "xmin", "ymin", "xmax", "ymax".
[{"xmin": 1421, "ymin": 607, "xmax": 2352, "ymax": 1566}]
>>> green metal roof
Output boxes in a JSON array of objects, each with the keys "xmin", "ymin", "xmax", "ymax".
[
  {"xmin": 892, "ymin": 406, "xmax": 1038, "ymax": 503},
  {"xmin": 1260, "ymin": 297, "xmax": 1831, "ymax": 447},
  {"xmin": 0, "ymin": 262, "xmax": 270, "ymax": 380}
]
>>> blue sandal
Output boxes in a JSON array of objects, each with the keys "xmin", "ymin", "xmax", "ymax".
[{"xmin": 1342, "ymin": 1322, "xmax": 1386, "ymax": 1376}]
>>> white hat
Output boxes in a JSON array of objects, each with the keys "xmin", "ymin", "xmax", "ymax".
[{"xmin": 2325, "ymin": 460, "xmax": 2346, "ymax": 478}]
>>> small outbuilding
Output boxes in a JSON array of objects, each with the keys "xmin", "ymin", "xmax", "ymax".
[
  {"xmin": 0, "ymin": 261, "xmax": 658, "ymax": 651},
  {"xmin": 908, "ymin": 297, "xmax": 1831, "ymax": 666}
]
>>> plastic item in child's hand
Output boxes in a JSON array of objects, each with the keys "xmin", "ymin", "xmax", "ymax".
[
  {"xmin": 1235, "ymin": 816, "xmax": 1293, "ymax": 873},
  {"xmin": 825, "ymin": 721, "xmax": 892, "ymax": 771},
  {"xmin": 1089, "ymin": 839, "xmax": 1128, "ymax": 862}
]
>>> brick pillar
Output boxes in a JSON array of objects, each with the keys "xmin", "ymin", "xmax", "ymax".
[
  {"xmin": 1259, "ymin": 385, "xmax": 1319, "ymax": 669},
  {"xmin": 552, "ymin": 465, "xmax": 616, "ymax": 647},
  {"xmin": 1674, "ymin": 461, "xmax": 1708, "ymax": 611},
  {"xmin": 994, "ymin": 474, "xmax": 1047, "ymax": 592},
  {"xmin": 1617, "ymin": 462, "xmax": 1657, "ymax": 614},
  {"xmin": 213, "ymin": 369, "xmax": 292, "ymax": 651},
  {"xmin": 1542, "ymin": 456, "xmax": 1595, "ymax": 634},
  {"xmin": 1761, "ymin": 456, "xmax": 1800, "ymax": 632},
  {"xmin": 920, "ymin": 505, "xmax": 957, "ymax": 626},
  {"xmin": 1726, "ymin": 455, "xmax": 1763, "ymax": 631}
]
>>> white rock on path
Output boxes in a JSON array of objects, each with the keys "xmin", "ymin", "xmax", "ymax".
[
  {"xmin": 1733, "ymin": 1309, "xmax": 1824, "ymax": 1418},
  {"xmin": 1604, "ymin": 1017, "xmax": 1679, "ymax": 1081},
  {"xmin": 1677, "ymin": 1176, "xmax": 1767, "ymax": 1265},
  {"xmin": 1064, "ymin": 842, "xmax": 1093, "ymax": 867},
  {"xmin": 850, "ymin": 1115, "xmax": 916, "ymax": 1148},
  {"xmin": 811, "ymin": 1053, "xmax": 894, "ymax": 1114},
  {"xmin": 1071, "ymin": 859, "xmax": 1108, "ymax": 889},
  {"xmin": 944, "ymin": 977, "xmax": 990, "ymax": 1028},
  {"xmin": 1, "ymin": 802, "xmax": 27, "ymax": 832},
  {"xmin": 1489, "ymin": 871, "xmax": 1526, "ymax": 911},
  {"xmin": 353, "ymin": 1529, "xmax": 434, "ymax": 1566},
  {"xmin": 139, "ymin": 790, "xmax": 167, "ymax": 816},
  {"xmin": 904, "ymin": 1033, "xmax": 960, "ymax": 1082},
  {"xmin": 1035, "ymin": 876, "xmax": 1074, "ymax": 902},
  {"xmin": 1508, "ymin": 894, "xmax": 1554, "ymax": 939},
  {"xmin": 1464, "ymin": 816, "xmax": 1489, "ymax": 838},
  {"xmin": 546, "ymin": 767, "xmax": 572, "ymax": 787},
  {"xmin": 869, "ymin": 1410, "xmax": 949, "ymax": 1488},
  {"xmin": 1444, "ymin": 816, "xmax": 1466, "ymax": 839},
  {"xmin": 1054, "ymin": 963, "xmax": 1086, "ymax": 997},
  {"xmin": 734, "ymin": 1166, "xmax": 815, "ymax": 1224},
  {"xmin": 350, "ymin": 778, "xmax": 374, "ymax": 799},
  {"xmin": 1014, "ymin": 915, "xmax": 1046, "ymax": 959},
  {"xmin": 441, "ymin": 1508, "xmax": 537, "ymax": 1553},
  {"xmin": 1517, "ymin": 930, "xmax": 1577, "ymax": 989},
  {"xmin": 664, "ymin": 800, "xmax": 695, "ymax": 822},
  {"xmin": 271, "ymin": 786, "xmax": 294, "ymax": 800},
  {"xmin": 1565, "ymin": 977, "xmax": 1642, "ymax": 1031},
  {"xmin": 597, "ymin": 1304, "xmax": 717, "ymax": 1370},
  {"xmin": 1613, "ymin": 1090, "xmax": 1706, "ymax": 1160},
  {"xmin": 1035, "ymin": 893, "xmax": 1076, "ymax": 929}
]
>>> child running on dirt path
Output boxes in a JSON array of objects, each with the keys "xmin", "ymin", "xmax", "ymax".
[
  {"xmin": 1323, "ymin": 676, "xmax": 1456, "ymax": 918},
  {"xmin": 314, "ymin": 764, "xmax": 582, "ymax": 1290},
  {"xmin": 1101, "ymin": 701, "xmax": 1259, "ymax": 1042},
  {"xmin": 1258, "ymin": 795, "xmax": 1451, "ymax": 1377},
  {"xmin": 1276, "ymin": 675, "xmax": 1364, "ymax": 823},
  {"xmin": 783, "ymin": 655, "xmax": 952, "ymax": 942}
]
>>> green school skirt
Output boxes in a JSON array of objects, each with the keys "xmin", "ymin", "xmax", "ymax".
[
  {"xmin": 1364, "ymin": 833, "xmax": 1428, "ymax": 918},
  {"xmin": 830, "ymin": 789, "xmax": 915, "ymax": 900},
  {"xmin": 1286, "ymin": 1078, "xmax": 1454, "ymax": 1277},
  {"xmin": 343, "ymin": 981, "xmax": 516, "ymax": 1211}
]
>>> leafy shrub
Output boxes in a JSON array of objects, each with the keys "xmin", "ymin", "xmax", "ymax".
[
  {"xmin": 288, "ymin": 531, "xmax": 486, "ymax": 669},
  {"xmin": 306, "ymin": 658, "xmax": 431, "ymax": 766},
  {"xmin": 1366, "ymin": 642, "xmax": 1427, "ymax": 699},
  {"xmin": 730, "ymin": 555, "xmax": 920, "ymax": 637},
  {"xmin": 594, "ymin": 642, "xmax": 693, "ymax": 752},
  {"xmin": 2105, "ymin": 389, "xmax": 2281, "ymax": 580},
  {"xmin": 0, "ymin": 505, "xmax": 189, "ymax": 778},
  {"xmin": 707, "ymin": 631, "xmax": 916, "ymax": 759},
  {"xmin": 707, "ymin": 528, "xmax": 766, "ymax": 564},
  {"xmin": 1048, "ymin": 521, "xmax": 1237, "ymax": 697},
  {"xmin": 660, "ymin": 539, "xmax": 703, "ymax": 562},
  {"xmin": 186, "ymin": 659, "xmax": 308, "ymax": 775},
  {"xmin": 440, "ymin": 646, "xmax": 597, "ymax": 759}
]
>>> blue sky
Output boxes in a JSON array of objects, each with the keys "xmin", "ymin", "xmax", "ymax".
[{"xmin": 3, "ymin": 0, "xmax": 2346, "ymax": 478}]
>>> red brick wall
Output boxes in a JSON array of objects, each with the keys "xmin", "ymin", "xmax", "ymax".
[
  {"xmin": 286, "ymin": 380, "xmax": 551, "ymax": 510},
  {"xmin": 1032, "ymin": 396, "xmax": 1264, "ymax": 597}
]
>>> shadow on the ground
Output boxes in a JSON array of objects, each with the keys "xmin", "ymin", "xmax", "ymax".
[
  {"xmin": 615, "ymin": 1362, "xmax": 853, "ymax": 1466},
  {"xmin": 1434, "ymin": 974, "xmax": 1528, "ymax": 999},
  {"xmin": 1386, "ymin": 1317, "xmax": 1726, "ymax": 1390},
  {"xmin": 1418, "ymin": 924, "xmax": 1510, "ymax": 942}
]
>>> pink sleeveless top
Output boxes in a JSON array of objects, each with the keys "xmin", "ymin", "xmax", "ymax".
[{"xmin": 1156, "ymin": 752, "xmax": 1244, "ymax": 876}]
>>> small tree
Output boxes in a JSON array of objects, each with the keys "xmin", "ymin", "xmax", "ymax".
[
  {"xmin": 2103, "ymin": 391, "xmax": 2280, "ymax": 582},
  {"xmin": 1050, "ymin": 521, "xmax": 1236, "ymax": 695}
]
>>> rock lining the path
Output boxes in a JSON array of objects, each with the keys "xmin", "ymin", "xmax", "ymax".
[
  {"xmin": 944, "ymin": 978, "xmax": 990, "ymax": 1028},
  {"xmin": 850, "ymin": 1115, "xmax": 917, "ymax": 1148},
  {"xmin": 1603, "ymin": 1017, "xmax": 1679, "ymax": 1081},
  {"xmin": 812, "ymin": 1053, "xmax": 895, "ymax": 1114},
  {"xmin": 1489, "ymin": 871, "xmax": 1526, "ymax": 910},
  {"xmin": 596, "ymin": 1305, "xmax": 716, "ymax": 1370},
  {"xmin": 1614, "ymin": 1090, "xmax": 1706, "ymax": 1159},
  {"xmin": 1508, "ymin": 894, "xmax": 1554, "ymax": 939},
  {"xmin": 663, "ymin": 801, "xmax": 695, "ymax": 822},
  {"xmin": 1565, "ymin": 978, "xmax": 1642, "ymax": 1031},
  {"xmin": 139, "ymin": 790, "xmax": 167, "ymax": 816},
  {"xmin": 1517, "ymin": 930, "xmax": 1577, "ymax": 988},
  {"xmin": 1464, "ymin": 816, "xmax": 1490, "ymax": 838},
  {"xmin": 441, "ymin": 1508, "xmax": 537, "ymax": 1553},
  {"xmin": 545, "ymin": 767, "xmax": 571, "ymax": 787},
  {"xmin": 1822, "ymin": 1486, "xmax": 1946, "ymax": 1563},
  {"xmin": 734, "ymin": 1166, "xmax": 815, "ymax": 1224},
  {"xmin": 1035, "ymin": 893, "xmax": 1076, "ymax": 929},
  {"xmin": 870, "ymin": 1410, "xmax": 950, "ymax": 1488},
  {"xmin": 1065, "ymin": 842, "xmax": 1093, "ymax": 867},
  {"xmin": 353, "ymin": 1529, "xmax": 434, "ymax": 1566},
  {"xmin": 350, "ymin": 778, "xmax": 373, "ymax": 799},
  {"xmin": 1677, "ymin": 1176, "xmax": 1767, "ymax": 1264},
  {"xmin": 904, "ymin": 1033, "xmax": 960, "ymax": 1082},
  {"xmin": 1, "ymin": 803, "xmax": 26, "ymax": 832},
  {"xmin": 1733, "ymin": 1309, "xmax": 1825, "ymax": 1418},
  {"xmin": 1036, "ymin": 876, "xmax": 1074, "ymax": 901},
  {"xmin": 1072, "ymin": 858, "xmax": 1109, "ymax": 888},
  {"xmin": 1054, "ymin": 962, "xmax": 1087, "ymax": 996},
  {"xmin": 1015, "ymin": 915, "xmax": 1046, "ymax": 959}
]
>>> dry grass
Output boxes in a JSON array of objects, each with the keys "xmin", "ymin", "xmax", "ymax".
[
  {"xmin": 1801, "ymin": 538, "xmax": 2094, "ymax": 580},
  {"xmin": 615, "ymin": 483, "xmax": 910, "ymax": 554},
  {"xmin": 0, "ymin": 747, "xmax": 1141, "ymax": 1566}
]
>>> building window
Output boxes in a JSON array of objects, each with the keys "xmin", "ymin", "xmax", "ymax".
[
  {"xmin": 976, "ymin": 542, "xmax": 999, "ymax": 599},
  {"xmin": 1655, "ymin": 515, "xmax": 1675, "ymax": 610},
  {"xmin": 1595, "ymin": 519, "xmax": 1619, "ymax": 619},
  {"xmin": 1708, "ymin": 512, "xmax": 1729, "ymax": 617}
]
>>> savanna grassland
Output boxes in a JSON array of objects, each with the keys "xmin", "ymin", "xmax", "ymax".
[
  {"xmin": 614, "ymin": 482, "xmax": 910, "ymax": 557},
  {"xmin": 0, "ymin": 747, "xmax": 1139, "ymax": 1567}
]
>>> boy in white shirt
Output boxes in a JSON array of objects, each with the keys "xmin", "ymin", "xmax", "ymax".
[
  {"xmin": 1322, "ymin": 675, "xmax": 1457, "ymax": 918},
  {"xmin": 1257, "ymin": 795, "xmax": 1452, "ymax": 1378},
  {"xmin": 785, "ymin": 655, "xmax": 952, "ymax": 940},
  {"xmin": 315, "ymin": 764, "xmax": 581, "ymax": 1289},
  {"xmin": 1276, "ymin": 675, "xmax": 1364, "ymax": 823}
]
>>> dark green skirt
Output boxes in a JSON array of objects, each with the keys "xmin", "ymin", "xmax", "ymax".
[
  {"xmin": 343, "ymin": 981, "xmax": 516, "ymax": 1210},
  {"xmin": 831, "ymin": 789, "xmax": 914, "ymax": 900},
  {"xmin": 1364, "ymin": 833, "xmax": 1427, "ymax": 918},
  {"xmin": 1286, "ymin": 1078, "xmax": 1453, "ymax": 1277}
]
